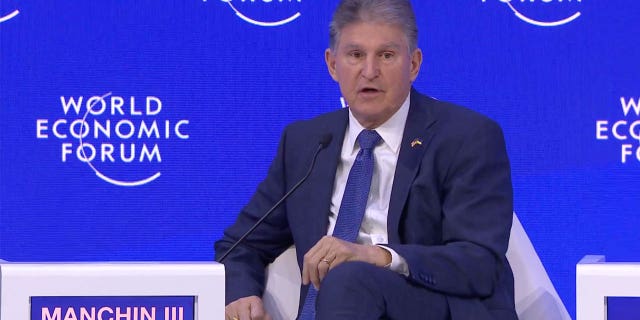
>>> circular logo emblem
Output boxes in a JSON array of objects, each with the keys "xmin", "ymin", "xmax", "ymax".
[
  {"xmin": 0, "ymin": 9, "xmax": 19, "ymax": 23},
  {"xmin": 485, "ymin": 0, "xmax": 582, "ymax": 27},
  {"xmin": 76, "ymin": 93, "xmax": 164, "ymax": 187},
  {"xmin": 221, "ymin": 0, "xmax": 302, "ymax": 27}
]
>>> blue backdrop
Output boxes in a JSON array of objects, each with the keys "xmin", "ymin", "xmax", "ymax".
[{"xmin": 1, "ymin": 1, "xmax": 639, "ymax": 318}]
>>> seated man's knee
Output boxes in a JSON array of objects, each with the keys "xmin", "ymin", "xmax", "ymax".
[
  {"xmin": 320, "ymin": 261, "xmax": 380, "ymax": 296},
  {"xmin": 316, "ymin": 262, "xmax": 387, "ymax": 318}
]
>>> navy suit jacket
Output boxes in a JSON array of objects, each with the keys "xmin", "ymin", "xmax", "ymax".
[{"xmin": 215, "ymin": 90, "xmax": 517, "ymax": 320}]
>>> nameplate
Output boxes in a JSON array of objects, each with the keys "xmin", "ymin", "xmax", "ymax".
[{"xmin": 31, "ymin": 296, "xmax": 194, "ymax": 320}]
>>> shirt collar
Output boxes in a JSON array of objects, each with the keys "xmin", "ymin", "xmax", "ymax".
[{"xmin": 345, "ymin": 93, "xmax": 410, "ymax": 155}]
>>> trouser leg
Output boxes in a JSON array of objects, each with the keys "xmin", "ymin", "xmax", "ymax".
[{"xmin": 315, "ymin": 261, "xmax": 450, "ymax": 320}]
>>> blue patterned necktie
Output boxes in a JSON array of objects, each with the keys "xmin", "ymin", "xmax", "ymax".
[{"xmin": 299, "ymin": 129, "xmax": 381, "ymax": 320}]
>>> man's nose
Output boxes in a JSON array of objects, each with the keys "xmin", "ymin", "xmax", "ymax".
[{"xmin": 361, "ymin": 56, "xmax": 380, "ymax": 80}]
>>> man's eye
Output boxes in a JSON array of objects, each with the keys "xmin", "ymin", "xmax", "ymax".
[
  {"xmin": 349, "ymin": 51, "xmax": 363, "ymax": 59},
  {"xmin": 382, "ymin": 52, "xmax": 394, "ymax": 60}
]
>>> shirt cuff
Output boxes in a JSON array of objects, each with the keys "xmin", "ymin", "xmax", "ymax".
[{"xmin": 376, "ymin": 245, "xmax": 409, "ymax": 276}]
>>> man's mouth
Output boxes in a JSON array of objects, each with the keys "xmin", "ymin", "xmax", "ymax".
[{"xmin": 360, "ymin": 87, "xmax": 381, "ymax": 94}]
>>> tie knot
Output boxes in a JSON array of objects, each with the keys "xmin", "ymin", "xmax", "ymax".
[{"xmin": 357, "ymin": 130, "xmax": 381, "ymax": 150}]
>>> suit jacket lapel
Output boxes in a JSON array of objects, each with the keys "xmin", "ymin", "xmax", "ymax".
[
  {"xmin": 387, "ymin": 90, "xmax": 437, "ymax": 244},
  {"xmin": 303, "ymin": 109, "xmax": 348, "ymax": 248}
]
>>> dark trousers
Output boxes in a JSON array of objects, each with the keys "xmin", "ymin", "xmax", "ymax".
[{"xmin": 314, "ymin": 261, "xmax": 450, "ymax": 320}]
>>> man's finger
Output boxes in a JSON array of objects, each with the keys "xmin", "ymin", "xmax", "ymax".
[
  {"xmin": 225, "ymin": 296, "xmax": 264, "ymax": 320},
  {"xmin": 225, "ymin": 304, "xmax": 241, "ymax": 320},
  {"xmin": 249, "ymin": 298, "xmax": 267, "ymax": 320},
  {"xmin": 304, "ymin": 253, "xmax": 322, "ymax": 289},
  {"xmin": 317, "ymin": 255, "xmax": 332, "ymax": 282},
  {"xmin": 302, "ymin": 237, "xmax": 332, "ymax": 285},
  {"xmin": 237, "ymin": 302, "xmax": 251, "ymax": 320}
]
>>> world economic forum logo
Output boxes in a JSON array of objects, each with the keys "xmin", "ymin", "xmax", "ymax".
[
  {"xmin": 483, "ymin": 0, "xmax": 582, "ymax": 27},
  {"xmin": 219, "ymin": 0, "xmax": 302, "ymax": 27},
  {"xmin": 596, "ymin": 96, "xmax": 640, "ymax": 164},
  {"xmin": 36, "ymin": 93, "xmax": 190, "ymax": 187}
]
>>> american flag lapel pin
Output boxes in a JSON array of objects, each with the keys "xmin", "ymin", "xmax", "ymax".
[{"xmin": 411, "ymin": 138, "xmax": 423, "ymax": 148}]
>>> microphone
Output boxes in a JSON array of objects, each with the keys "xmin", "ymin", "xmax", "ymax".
[{"xmin": 218, "ymin": 133, "xmax": 333, "ymax": 263}]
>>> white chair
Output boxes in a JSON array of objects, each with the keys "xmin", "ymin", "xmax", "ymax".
[
  {"xmin": 507, "ymin": 214, "xmax": 572, "ymax": 320},
  {"xmin": 263, "ymin": 213, "xmax": 571, "ymax": 320}
]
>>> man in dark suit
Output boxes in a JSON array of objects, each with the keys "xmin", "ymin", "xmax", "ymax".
[{"xmin": 215, "ymin": 0, "xmax": 517, "ymax": 319}]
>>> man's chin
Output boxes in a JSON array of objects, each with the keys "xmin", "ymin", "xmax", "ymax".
[{"xmin": 350, "ymin": 109, "xmax": 391, "ymax": 129}]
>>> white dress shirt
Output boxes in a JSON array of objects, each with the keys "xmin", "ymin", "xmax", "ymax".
[{"xmin": 327, "ymin": 94, "xmax": 411, "ymax": 276}]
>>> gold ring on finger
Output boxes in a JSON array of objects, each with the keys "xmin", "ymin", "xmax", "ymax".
[{"xmin": 321, "ymin": 258, "xmax": 331, "ymax": 265}]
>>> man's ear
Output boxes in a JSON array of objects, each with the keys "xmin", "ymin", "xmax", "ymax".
[
  {"xmin": 325, "ymin": 48, "xmax": 339, "ymax": 82},
  {"xmin": 409, "ymin": 48, "xmax": 423, "ymax": 82}
]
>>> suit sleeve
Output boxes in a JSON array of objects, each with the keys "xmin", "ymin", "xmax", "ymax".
[
  {"xmin": 386, "ymin": 118, "xmax": 513, "ymax": 298},
  {"xmin": 214, "ymin": 127, "xmax": 295, "ymax": 304}
]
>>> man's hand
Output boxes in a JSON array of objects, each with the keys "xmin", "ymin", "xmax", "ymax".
[
  {"xmin": 225, "ymin": 295, "xmax": 272, "ymax": 320},
  {"xmin": 302, "ymin": 235, "xmax": 391, "ymax": 289}
]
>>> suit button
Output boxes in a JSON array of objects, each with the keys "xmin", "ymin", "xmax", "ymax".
[{"xmin": 419, "ymin": 274, "xmax": 436, "ymax": 285}]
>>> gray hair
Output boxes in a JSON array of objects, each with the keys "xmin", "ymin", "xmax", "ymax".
[{"xmin": 329, "ymin": 0, "xmax": 418, "ymax": 51}]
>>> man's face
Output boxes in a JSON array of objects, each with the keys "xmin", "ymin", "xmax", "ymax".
[{"xmin": 326, "ymin": 21, "xmax": 422, "ymax": 129}]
